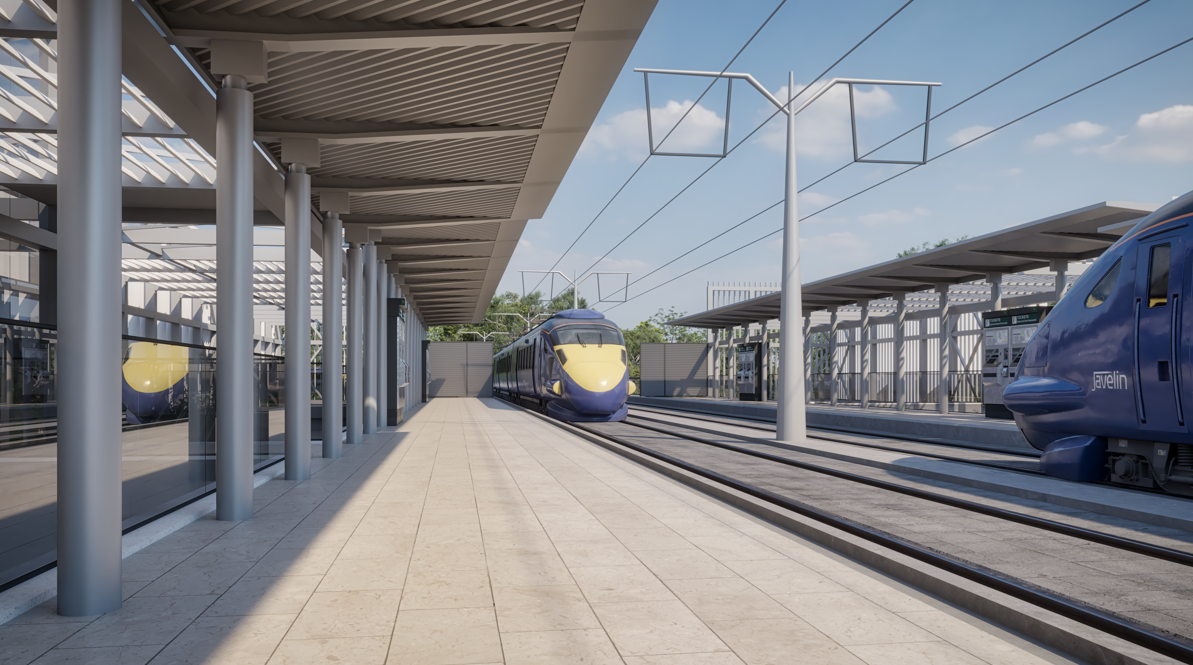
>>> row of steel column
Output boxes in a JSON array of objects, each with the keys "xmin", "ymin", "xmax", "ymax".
[
  {"xmin": 53, "ymin": 0, "xmax": 408, "ymax": 616},
  {"xmin": 820, "ymin": 275, "xmax": 1012, "ymax": 414}
]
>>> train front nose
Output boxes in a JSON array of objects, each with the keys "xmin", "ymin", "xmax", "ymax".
[{"xmin": 557, "ymin": 346, "xmax": 627, "ymax": 415}]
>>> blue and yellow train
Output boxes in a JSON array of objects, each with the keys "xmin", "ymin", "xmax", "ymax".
[
  {"xmin": 122, "ymin": 341, "xmax": 190, "ymax": 425},
  {"xmin": 493, "ymin": 309, "xmax": 636, "ymax": 422},
  {"xmin": 1005, "ymin": 188, "xmax": 1193, "ymax": 496}
]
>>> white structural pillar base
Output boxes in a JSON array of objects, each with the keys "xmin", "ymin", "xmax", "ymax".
[
  {"xmin": 284, "ymin": 164, "xmax": 311, "ymax": 480},
  {"xmin": 346, "ymin": 242, "xmax": 364, "ymax": 445},
  {"xmin": 322, "ymin": 213, "xmax": 344, "ymax": 458},
  {"xmin": 56, "ymin": 0, "xmax": 123, "ymax": 616},
  {"xmin": 215, "ymin": 74, "xmax": 255, "ymax": 521}
]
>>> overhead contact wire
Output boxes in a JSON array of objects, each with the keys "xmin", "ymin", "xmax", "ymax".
[
  {"xmin": 528, "ymin": 0, "xmax": 790, "ymax": 300},
  {"xmin": 578, "ymin": 0, "xmax": 918, "ymax": 285},
  {"xmin": 604, "ymin": 34, "xmax": 1193, "ymax": 311}
]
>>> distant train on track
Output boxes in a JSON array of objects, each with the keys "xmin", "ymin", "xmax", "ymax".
[
  {"xmin": 122, "ymin": 341, "xmax": 189, "ymax": 425},
  {"xmin": 494, "ymin": 309, "xmax": 635, "ymax": 422},
  {"xmin": 1006, "ymin": 188, "xmax": 1193, "ymax": 496}
]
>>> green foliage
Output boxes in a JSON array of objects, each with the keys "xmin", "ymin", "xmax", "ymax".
[
  {"xmin": 426, "ymin": 298, "xmax": 705, "ymax": 378},
  {"xmin": 425, "ymin": 289, "xmax": 589, "ymax": 353},
  {"xmin": 621, "ymin": 307, "xmax": 706, "ymax": 378},
  {"xmin": 896, "ymin": 235, "xmax": 969, "ymax": 258}
]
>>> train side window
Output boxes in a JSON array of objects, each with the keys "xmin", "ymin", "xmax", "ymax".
[
  {"xmin": 1084, "ymin": 258, "xmax": 1122, "ymax": 309},
  {"xmin": 1147, "ymin": 244, "xmax": 1170, "ymax": 308}
]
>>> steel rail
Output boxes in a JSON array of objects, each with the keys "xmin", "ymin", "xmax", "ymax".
[
  {"xmin": 618, "ymin": 418, "xmax": 1193, "ymax": 567},
  {"xmin": 566, "ymin": 420, "xmax": 1193, "ymax": 662},
  {"xmin": 629, "ymin": 412, "xmax": 1040, "ymax": 473},
  {"xmin": 626, "ymin": 403, "xmax": 1193, "ymax": 500},
  {"xmin": 628, "ymin": 404, "xmax": 1041, "ymax": 459}
]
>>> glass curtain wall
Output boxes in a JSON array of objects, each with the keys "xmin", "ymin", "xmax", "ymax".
[{"xmin": 0, "ymin": 321, "xmax": 286, "ymax": 590}]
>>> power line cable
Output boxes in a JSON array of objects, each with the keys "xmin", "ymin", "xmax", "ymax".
[
  {"xmin": 603, "ymin": 34, "xmax": 1193, "ymax": 313},
  {"xmin": 573, "ymin": 0, "xmax": 918, "ymax": 284},
  {"xmin": 591, "ymin": 0, "xmax": 1150, "ymax": 297},
  {"xmin": 600, "ymin": 0, "xmax": 1156, "ymax": 304},
  {"xmin": 526, "ymin": 0, "xmax": 790, "ymax": 299}
]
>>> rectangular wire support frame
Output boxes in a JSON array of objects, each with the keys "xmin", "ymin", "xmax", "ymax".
[
  {"xmin": 644, "ymin": 71, "xmax": 732, "ymax": 158},
  {"xmin": 849, "ymin": 82, "xmax": 935, "ymax": 166}
]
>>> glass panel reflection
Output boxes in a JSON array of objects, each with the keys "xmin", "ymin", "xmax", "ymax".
[{"xmin": 0, "ymin": 322, "xmax": 286, "ymax": 590}]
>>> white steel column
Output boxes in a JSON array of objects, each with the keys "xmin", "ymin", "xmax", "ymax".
[
  {"xmin": 937, "ymin": 284, "xmax": 951, "ymax": 415},
  {"xmin": 56, "ymin": 0, "xmax": 122, "ymax": 616},
  {"xmin": 322, "ymin": 213, "xmax": 343, "ymax": 457},
  {"xmin": 758, "ymin": 321, "xmax": 769, "ymax": 401},
  {"xmin": 1051, "ymin": 260, "xmax": 1068, "ymax": 302},
  {"xmin": 215, "ymin": 74, "xmax": 255, "ymax": 521},
  {"xmin": 346, "ymin": 243, "xmax": 364, "ymax": 444},
  {"xmin": 777, "ymin": 72, "xmax": 806, "ymax": 442},
  {"xmin": 363, "ymin": 243, "xmax": 377, "ymax": 433},
  {"xmin": 988, "ymin": 272, "xmax": 1004, "ymax": 311},
  {"xmin": 828, "ymin": 308, "xmax": 839, "ymax": 407},
  {"xmin": 859, "ymin": 301, "xmax": 871, "ymax": 410},
  {"xmin": 377, "ymin": 257, "xmax": 387, "ymax": 430},
  {"xmin": 802, "ymin": 317, "xmax": 811, "ymax": 405},
  {"xmin": 283, "ymin": 164, "xmax": 311, "ymax": 480},
  {"xmin": 894, "ymin": 293, "xmax": 907, "ymax": 412}
]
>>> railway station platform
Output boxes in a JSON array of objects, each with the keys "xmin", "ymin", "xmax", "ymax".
[
  {"xmin": 629, "ymin": 396, "xmax": 1033, "ymax": 452},
  {"xmin": 0, "ymin": 398, "xmax": 1067, "ymax": 665}
]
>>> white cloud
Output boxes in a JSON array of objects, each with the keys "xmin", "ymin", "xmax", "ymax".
[
  {"xmin": 1029, "ymin": 120, "xmax": 1107, "ymax": 149},
  {"xmin": 799, "ymin": 191, "xmax": 838, "ymax": 208},
  {"xmin": 1064, "ymin": 120, "xmax": 1108, "ymax": 139},
  {"xmin": 799, "ymin": 231, "xmax": 870, "ymax": 255},
  {"xmin": 580, "ymin": 100, "xmax": 725, "ymax": 160},
  {"xmin": 858, "ymin": 207, "xmax": 930, "ymax": 226},
  {"xmin": 1029, "ymin": 132, "xmax": 1062, "ymax": 148},
  {"xmin": 947, "ymin": 125, "xmax": 994, "ymax": 147},
  {"xmin": 1092, "ymin": 105, "xmax": 1193, "ymax": 163},
  {"xmin": 1003, "ymin": 167, "xmax": 1023, "ymax": 177},
  {"xmin": 756, "ymin": 82, "xmax": 896, "ymax": 159}
]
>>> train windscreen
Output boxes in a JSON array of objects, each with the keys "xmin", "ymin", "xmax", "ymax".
[{"xmin": 550, "ymin": 324, "xmax": 624, "ymax": 347}]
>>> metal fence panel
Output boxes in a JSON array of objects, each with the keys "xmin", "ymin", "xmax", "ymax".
[
  {"xmin": 640, "ymin": 343, "xmax": 666, "ymax": 396},
  {"xmin": 427, "ymin": 342, "xmax": 468, "ymax": 397},
  {"xmin": 466, "ymin": 342, "xmax": 493, "ymax": 397},
  {"xmin": 664, "ymin": 343, "xmax": 709, "ymax": 397}
]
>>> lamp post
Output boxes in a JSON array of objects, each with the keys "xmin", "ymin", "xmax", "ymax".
[{"xmin": 634, "ymin": 69, "xmax": 939, "ymax": 442}]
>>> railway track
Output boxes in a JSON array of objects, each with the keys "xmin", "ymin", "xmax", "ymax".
[
  {"xmin": 532, "ymin": 408, "xmax": 1193, "ymax": 662},
  {"xmin": 630, "ymin": 403, "xmax": 1193, "ymax": 500},
  {"xmin": 628, "ymin": 406, "xmax": 1042, "ymax": 475}
]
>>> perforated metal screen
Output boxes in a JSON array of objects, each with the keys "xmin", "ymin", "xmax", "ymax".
[
  {"xmin": 427, "ymin": 342, "xmax": 493, "ymax": 398},
  {"xmin": 640, "ymin": 343, "xmax": 709, "ymax": 397}
]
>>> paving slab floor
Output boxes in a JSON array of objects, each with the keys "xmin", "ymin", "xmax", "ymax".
[{"xmin": 0, "ymin": 398, "xmax": 1077, "ymax": 664}]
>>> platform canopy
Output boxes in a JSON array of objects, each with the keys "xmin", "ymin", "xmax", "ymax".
[
  {"xmin": 669, "ymin": 200, "xmax": 1157, "ymax": 329},
  {"xmin": 0, "ymin": 0, "xmax": 656, "ymax": 326}
]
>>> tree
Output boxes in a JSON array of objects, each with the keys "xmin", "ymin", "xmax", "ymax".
[
  {"xmin": 620, "ymin": 307, "xmax": 706, "ymax": 378},
  {"xmin": 426, "ymin": 288, "xmax": 590, "ymax": 353},
  {"xmin": 896, "ymin": 235, "xmax": 969, "ymax": 258}
]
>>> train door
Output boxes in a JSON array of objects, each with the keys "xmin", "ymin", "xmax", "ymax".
[{"xmin": 1135, "ymin": 236, "xmax": 1186, "ymax": 432}]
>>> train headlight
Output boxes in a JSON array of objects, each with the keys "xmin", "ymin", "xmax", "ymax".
[
  {"xmin": 552, "ymin": 380, "xmax": 562, "ymax": 395},
  {"xmin": 628, "ymin": 380, "xmax": 638, "ymax": 395}
]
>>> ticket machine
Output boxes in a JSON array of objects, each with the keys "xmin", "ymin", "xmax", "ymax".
[
  {"xmin": 982, "ymin": 305, "xmax": 1051, "ymax": 419},
  {"xmin": 736, "ymin": 342, "xmax": 764, "ymax": 401}
]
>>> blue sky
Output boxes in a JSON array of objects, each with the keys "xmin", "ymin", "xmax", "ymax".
[{"xmin": 496, "ymin": 0, "xmax": 1193, "ymax": 327}]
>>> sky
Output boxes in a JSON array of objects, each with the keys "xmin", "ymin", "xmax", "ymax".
[{"xmin": 495, "ymin": 0, "xmax": 1193, "ymax": 328}]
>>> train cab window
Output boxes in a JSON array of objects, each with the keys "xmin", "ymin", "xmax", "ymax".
[
  {"xmin": 550, "ymin": 325, "xmax": 623, "ymax": 347},
  {"xmin": 1147, "ymin": 244, "xmax": 1171, "ymax": 308},
  {"xmin": 1084, "ymin": 258, "xmax": 1122, "ymax": 309}
]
